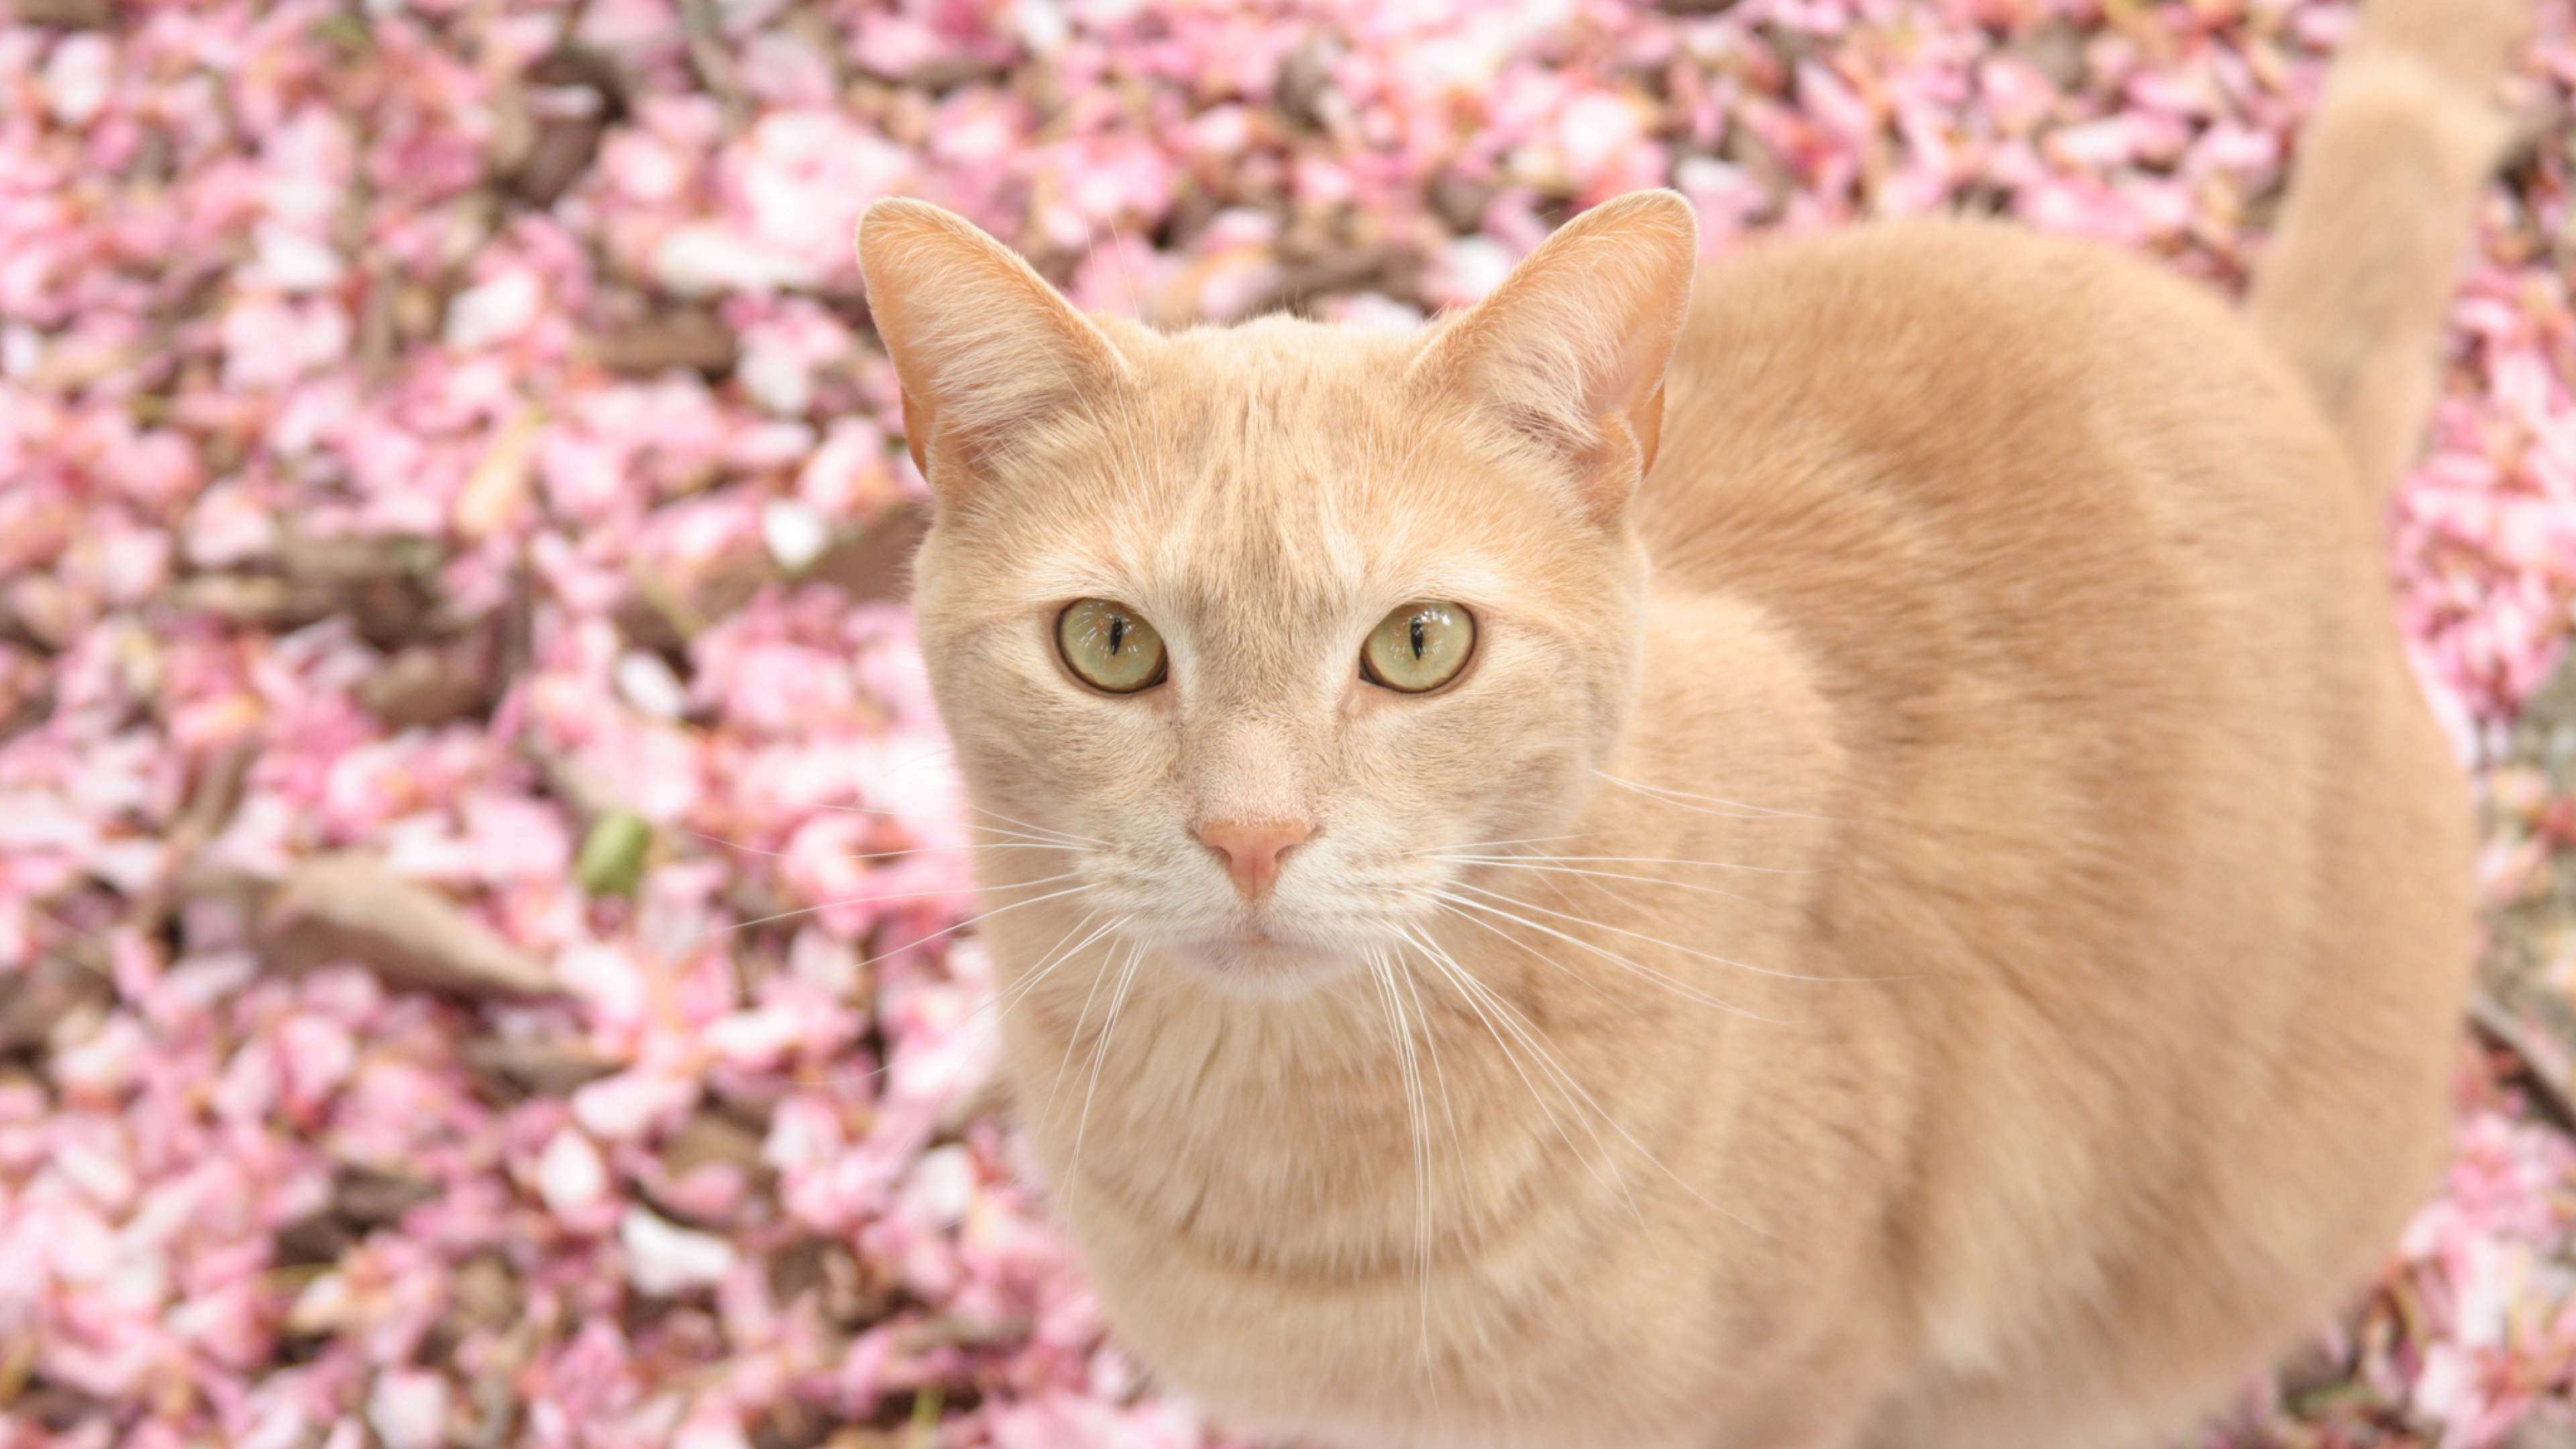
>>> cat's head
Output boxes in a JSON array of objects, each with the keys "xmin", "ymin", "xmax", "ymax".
[{"xmin": 857, "ymin": 193, "xmax": 1697, "ymax": 998}]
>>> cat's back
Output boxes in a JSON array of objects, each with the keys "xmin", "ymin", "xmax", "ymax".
[
  {"xmin": 1641, "ymin": 217, "xmax": 2414, "ymax": 790},
  {"xmin": 1635, "ymin": 218, "xmax": 2472, "ymax": 1446},
  {"xmin": 1646, "ymin": 218, "xmax": 2377, "ymax": 622}
]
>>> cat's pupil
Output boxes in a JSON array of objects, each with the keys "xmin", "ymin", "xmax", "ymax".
[
  {"xmin": 1110, "ymin": 616, "xmax": 1126, "ymax": 655},
  {"xmin": 1410, "ymin": 617, "xmax": 1426, "ymax": 659}
]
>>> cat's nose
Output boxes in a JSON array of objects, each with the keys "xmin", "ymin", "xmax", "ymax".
[{"xmin": 1195, "ymin": 818, "xmax": 1311, "ymax": 899}]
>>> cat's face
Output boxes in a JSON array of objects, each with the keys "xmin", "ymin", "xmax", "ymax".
[{"xmin": 860, "ymin": 195, "xmax": 1697, "ymax": 996}]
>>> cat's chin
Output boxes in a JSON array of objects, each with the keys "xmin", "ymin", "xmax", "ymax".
[{"xmin": 1163, "ymin": 935, "xmax": 1365, "ymax": 1000}]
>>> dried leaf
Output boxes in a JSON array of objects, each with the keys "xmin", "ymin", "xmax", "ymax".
[
  {"xmin": 335, "ymin": 1165, "xmax": 440, "ymax": 1226},
  {"xmin": 357, "ymin": 645, "xmax": 489, "ymax": 729},
  {"xmin": 260, "ymin": 854, "xmax": 557, "ymax": 999},
  {"xmin": 594, "ymin": 309, "xmax": 738, "ymax": 376},
  {"xmin": 461, "ymin": 1036, "xmax": 620, "ymax": 1097},
  {"xmin": 0, "ymin": 955, "xmax": 113, "ymax": 1054},
  {"xmin": 8, "ymin": 0, "xmax": 110, "ymax": 28}
]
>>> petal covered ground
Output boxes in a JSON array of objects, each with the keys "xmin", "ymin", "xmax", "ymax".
[{"xmin": 1, "ymin": 1, "xmax": 2573, "ymax": 1447}]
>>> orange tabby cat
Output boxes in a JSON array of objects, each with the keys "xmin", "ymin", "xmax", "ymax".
[{"xmin": 850, "ymin": 0, "xmax": 2520, "ymax": 1441}]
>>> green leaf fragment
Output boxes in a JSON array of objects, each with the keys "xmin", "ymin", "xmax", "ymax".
[{"xmin": 575, "ymin": 812, "xmax": 652, "ymax": 898}]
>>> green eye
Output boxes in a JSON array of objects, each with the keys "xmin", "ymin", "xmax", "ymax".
[
  {"xmin": 1361, "ymin": 601, "xmax": 1474, "ymax": 694},
  {"xmin": 1057, "ymin": 598, "xmax": 1168, "ymax": 694}
]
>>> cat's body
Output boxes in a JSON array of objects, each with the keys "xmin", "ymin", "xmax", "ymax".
[{"xmin": 853, "ymin": 0, "xmax": 2519, "ymax": 1444}]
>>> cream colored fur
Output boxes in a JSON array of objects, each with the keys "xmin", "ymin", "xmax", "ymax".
[{"xmin": 851, "ymin": 0, "xmax": 2517, "ymax": 1442}]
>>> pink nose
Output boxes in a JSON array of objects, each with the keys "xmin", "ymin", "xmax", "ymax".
[{"xmin": 1195, "ymin": 819, "xmax": 1311, "ymax": 898}]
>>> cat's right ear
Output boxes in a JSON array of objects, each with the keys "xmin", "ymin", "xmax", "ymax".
[{"xmin": 856, "ymin": 199, "xmax": 1128, "ymax": 501}]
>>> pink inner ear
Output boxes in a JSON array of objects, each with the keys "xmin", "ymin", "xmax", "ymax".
[
  {"xmin": 902, "ymin": 389, "xmax": 934, "ymax": 481},
  {"xmin": 1633, "ymin": 384, "xmax": 1667, "ymax": 477}
]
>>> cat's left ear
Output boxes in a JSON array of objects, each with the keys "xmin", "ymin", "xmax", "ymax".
[
  {"xmin": 856, "ymin": 198, "xmax": 1130, "ymax": 502},
  {"xmin": 1409, "ymin": 190, "xmax": 1698, "ymax": 523}
]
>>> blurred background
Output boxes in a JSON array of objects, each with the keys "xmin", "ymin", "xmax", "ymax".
[{"xmin": 1, "ymin": 0, "xmax": 2573, "ymax": 1446}]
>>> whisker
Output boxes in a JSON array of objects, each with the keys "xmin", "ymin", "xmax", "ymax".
[
  {"xmin": 1416, "ymin": 833, "xmax": 1599, "ymax": 854},
  {"xmin": 1361, "ymin": 947, "xmax": 1437, "ymax": 1380},
  {"xmin": 723, "ymin": 873, "xmax": 1085, "ymax": 935},
  {"xmin": 1399, "ymin": 926, "xmax": 1642, "ymax": 1226},
  {"xmin": 1449, "ymin": 880, "xmax": 1902, "ymax": 985},
  {"xmin": 1591, "ymin": 770, "xmax": 1831, "ymax": 822},
  {"xmin": 983, "ymin": 911, "xmax": 1127, "ymax": 1035},
  {"xmin": 1433, "ymin": 851, "xmax": 1815, "ymax": 875},
  {"xmin": 1391, "ymin": 947, "xmax": 1465, "ymax": 1393},
  {"xmin": 800, "ymin": 800, "xmax": 1108, "ymax": 848},
  {"xmin": 1040, "ymin": 917, "xmax": 1137, "ymax": 1126},
  {"xmin": 1430, "ymin": 890, "xmax": 1784, "ymax": 1020},
  {"xmin": 1424, "ymin": 858, "xmax": 1765, "ymax": 906},
  {"xmin": 1415, "ymin": 915, "xmax": 1775, "ymax": 1242},
  {"xmin": 794, "ymin": 910, "xmax": 1117, "ymax": 1095},
  {"xmin": 1068, "ymin": 941, "xmax": 1144, "ymax": 1193},
  {"xmin": 964, "ymin": 804, "xmax": 1108, "ymax": 847},
  {"xmin": 683, "ymin": 827, "xmax": 1086, "ymax": 862}
]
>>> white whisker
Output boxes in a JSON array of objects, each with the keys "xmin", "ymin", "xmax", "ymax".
[
  {"xmin": 1362, "ymin": 947, "xmax": 1439, "ymax": 1383},
  {"xmin": 724, "ymin": 873, "xmax": 1086, "ymax": 935},
  {"xmin": 1399, "ymin": 926, "xmax": 1643, "ymax": 1226},
  {"xmin": 1416, "ymin": 916, "xmax": 1774, "ymax": 1242},
  {"xmin": 1430, "ymin": 889, "xmax": 1784, "ymax": 1019},
  {"xmin": 1450, "ymin": 880, "xmax": 1900, "ymax": 985},
  {"xmin": 1590, "ymin": 769, "xmax": 1830, "ymax": 821},
  {"xmin": 1069, "ymin": 941, "xmax": 1145, "ymax": 1193},
  {"xmin": 1434, "ymin": 851, "xmax": 1814, "ymax": 875},
  {"xmin": 985, "ymin": 911, "xmax": 1128, "ymax": 1035},
  {"xmin": 1425, "ymin": 857, "xmax": 1766, "ymax": 906},
  {"xmin": 1419, "ymin": 833, "xmax": 1599, "ymax": 853}
]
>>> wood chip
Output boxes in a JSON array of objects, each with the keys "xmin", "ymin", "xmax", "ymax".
[
  {"xmin": 8, "ymin": 0, "xmax": 111, "ymax": 27},
  {"xmin": 335, "ymin": 1165, "xmax": 441, "ymax": 1226},
  {"xmin": 2468, "ymin": 991, "xmax": 2576, "ymax": 1136},
  {"xmin": 174, "ymin": 737, "xmax": 257, "ymax": 844},
  {"xmin": 769, "ymin": 1240, "xmax": 894, "ymax": 1328},
  {"xmin": 2504, "ymin": 1412, "xmax": 2576, "ymax": 1449},
  {"xmin": 2007, "ymin": 19, "xmax": 2088, "ymax": 91},
  {"xmin": 508, "ymin": 51, "xmax": 624, "ymax": 205},
  {"xmin": 273, "ymin": 1212, "xmax": 355, "ymax": 1267},
  {"xmin": 661, "ymin": 1110, "xmax": 769, "ymax": 1179},
  {"xmin": 357, "ymin": 644, "xmax": 490, "ymax": 729},
  {"xmin": 593, "ymin": 309, "xmax": 739, "ymax": 377},
  {"xmin": 805, "ymin": 506, "xmax": 930, "ymax": 602},
  {"xmin": 178, "ymin": 533, "xmax": 445, "ymax": 647},
  {"xmin": 278, "ymin": 530, "xmax": 439, "ymax": 589},
  {"xmin": 446, "ymin": 1252, "xmax": 524, "ymax": 1334},
  {"xmin": 259, "ymin": 854, "xmax": 557, "ymax": 999},
  {"xmin": 1238, "ymin": 246, "xmax": 1421, "ymax": 320},
  {"xmin": 454, "ymin": 409, "xmax": 546, "ymax": 543},
  {"xmin": 0, "ymin": 954, "xmax": 113, "ymax": 1055},
  {"xmin": 1277, "ymin": 40, "xmax": 1341, "ymax": 131},
  {"xmin": 513, "ymin": 118, "xmax": 608, "ymax": 207},
  {"xmin": 525, "ymin": 743, "xmax": 628, "ymax": 833},
  {"xmin": 461, "ymin": 1035, "xmax": 620, "ymax": 1097},
  {"xmin": 168, "ymin": 574, "xmax": 341, "ymax": 631},
  {"xmin": 1429, "ymin": 173, "xmax": 1495, "ymax": 235},
  {"xmin": 749, "ymin": 1403, "xmax": 831, "ymax": 1449},
  {"xmin": 11, "ymin": 1385, "xmax": 106, "ymax": 1433}
]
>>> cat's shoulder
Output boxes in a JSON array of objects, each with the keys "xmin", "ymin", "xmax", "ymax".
[
  {"xmin": 1679, "ymin": 215, "xmax": 2246, "ymax": 361},
  {"xmin": 1672, "ymin": 216, "xmax": 2285, "ymax": 413}
]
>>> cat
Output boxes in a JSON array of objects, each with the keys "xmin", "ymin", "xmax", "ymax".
[{"xmin": 849, "ymin": 0, "xmax": 2522, "ymax": 1440}]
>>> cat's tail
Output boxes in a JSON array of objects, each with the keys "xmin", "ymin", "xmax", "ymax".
[{"xmin": 2246, "ymin": 0, "xmax": 2522, "ymax": 498}]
